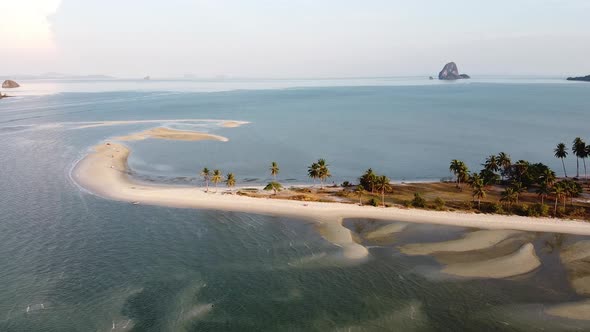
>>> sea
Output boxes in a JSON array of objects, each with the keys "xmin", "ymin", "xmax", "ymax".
[{"xmin": 0, "ymin": 77, "xmax": 589, "ymax": 331}]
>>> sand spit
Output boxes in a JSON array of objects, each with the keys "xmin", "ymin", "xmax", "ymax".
[
  {"xmin": 70, "ymin": 119, "xmax": 250, "ymax": 129},
  {"xmin": 441, "ymin": 243, "xmax": 541, "ymax": 279},
  {"xmin": 72, "ymin": 141, "xmax": 590, "ymax": 253},
  {"xmin": 114, "ymin": 127, "xmax": 229, "ymax": 142},
  {"xmin": 399, "ymin": 230, "xmax": 523, "ymax": 256},
  {"xmin": 545, "ymin": 300, "xmax": 590, "ymax": 321}
]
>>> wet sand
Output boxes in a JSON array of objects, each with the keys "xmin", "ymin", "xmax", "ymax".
[{"xmin": 546, "ymin": 300, "xmax": 590, "ymax": 321}]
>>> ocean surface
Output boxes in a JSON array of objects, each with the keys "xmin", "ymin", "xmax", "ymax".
[{"xmin": 1, "ymin": 77, "xmax": 590, "ymax": 331}]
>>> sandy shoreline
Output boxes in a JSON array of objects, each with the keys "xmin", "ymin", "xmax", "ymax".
[{"xmin": 72, "ymin": 142, "xmax": 590, "ymax": 237}]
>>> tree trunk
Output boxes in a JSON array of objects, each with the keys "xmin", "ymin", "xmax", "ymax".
[
  {"xmin": 562, "ymin": 158, "xmax": 568, "ymax": 178},
  {"xmin": 359, "ymin": 194, "xmax": 362, "ymax": 206},
  {"xmin": 555, "ymin": 197, "xmax": 558, "ymax": 215},
  {"xmin": 478, "ymin": 198, "xmax": 481, "ymax": 209},
  {"xmin": 577, "ymin": 158, "xmax": 579, "ymax": 178},
  {"xmin": 206, "ymin": 181, "xmax": 209, "ymax": 193},
  {"xmin": 584, "ymin": 158, "xmax": 587, "ymax": 180},
  {"xmin": 381, "ymin": 190, "xmax": 385, "ymax": 207},
  {"xmin": 541, "ymin": 195, "xmax": 544, "ymax": 205}
]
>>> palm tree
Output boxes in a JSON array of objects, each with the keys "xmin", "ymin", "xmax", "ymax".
[
  {"xmin": 374, "ymin": 175, "xmax": 392, "ymax": 207},
  {"xmin": 583, "ymin": 145, "xmax": 589, "ymax": 180},
  {"xmin": 225, "ymin": 173, "xmax": 236, "ymax": 193},
  {"xmin": 449, "ymin": 160, "xmax": 469, "ymax": 190},
  {"xmin": 500, "ymin": 187, "xmax": 518, "ymax": 206},
  {"xmin": 360, "ymin": 168, "xmax": 377, "ymax": 193},
  {"xmin": 497, "ymin": 152, "xmax": 512, "ymax": 181},
  {"xmin": 270, "ymin": 162, "xmax": 279, "ymax": 180},
  {"xmin": 539, "ymin": 169, "xmax": 556, "ymax": 187},
  {"xmin": 200, "ymin": 167, "xmax": 210, "ymax": 192},
  {"xmin": 552, "ymin": 184, "xmax": 565, "ymax": 215},
  {"xmin": 354, "ymin": 185, "xmax": 365, "ymax": 206},
  {"xmin": 483, "ymin": 155, "xmax": 499, "ymax": 173},
  {"xmin": 308, "ymin": 162, "xmax": 319, "ymax": 186},
  {"xmin": 573, "ymin": 138, "xmax": 585, "ymax": 178},
  {"xmin": 316, "ymin": 159, "xmax": 331, "ymax": 188},
  {"xmin": 470, "ymin": 173, "xmax": 486, "ymax": 209},
  {"xmin": 510, "ymin": 182, "xmax": 526, "ymax": 204},
  {"xmin": 554, "ymin": 143, "xmax": 568, "ymax": 178},
  {"xmin": 264, "ymin": 181, "xmax": 283, "ymax": 195},
  {"xmin": 536, "ymin": 183, "xmax": 551, "ymax": 205},
  {"xmin": 211, "ymin": 169, "xmax": 222, "ymax": 192}
]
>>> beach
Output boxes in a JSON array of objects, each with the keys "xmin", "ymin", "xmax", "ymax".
[{"xmin": 72, "ymin": 142, "xmax": 590, "ymax": 237}]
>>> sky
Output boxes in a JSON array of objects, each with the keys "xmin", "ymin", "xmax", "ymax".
[{"xmin": 2, "ymin": 0, "xmax": 590, "ymax": 78}]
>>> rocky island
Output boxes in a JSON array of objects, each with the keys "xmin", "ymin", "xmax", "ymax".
[
  {"xmin": 567, "ymin": 75, "xmax": 590, "ymax": 82},
  {"xmin": 2, "ymin": 80, "xmax": 20, "ymax": 88},
  {"xmin": 438, "ymin": 62, "xmax": 470, "ymax": 80}
]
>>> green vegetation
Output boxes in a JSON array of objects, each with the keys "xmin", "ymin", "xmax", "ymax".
[
  {"xmin": 308, "ymin": 159, "xmax": 331, "ymax": 188},
  {"xmin": 264, "ymin": 181, "xmax": 283, "ymax": 195}
]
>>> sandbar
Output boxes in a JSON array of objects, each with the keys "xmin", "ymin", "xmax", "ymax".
[
  {"xmin": 113, "ymin": 127, "xmax": 229, "ymax": 142},
  {"xmin": 399, "ymin": 230, "xmax": 523, "ymax": 256}
]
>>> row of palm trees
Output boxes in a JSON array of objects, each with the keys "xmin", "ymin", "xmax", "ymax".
[
  {"xmin": 307, "ymin": 159, "xmax": 331, "ymax": 187},
  {"xmin": 554, "ymin": 137, "xmax": 590, "ymax": 179},
  {"xmin": 200, "ymin": 168, "xmax": 235, "ymax": 192}
]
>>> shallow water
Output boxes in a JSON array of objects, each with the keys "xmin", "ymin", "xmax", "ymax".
[{"xmin": 1, "ymin": 79, "xmax": 590, "ymax": 330}]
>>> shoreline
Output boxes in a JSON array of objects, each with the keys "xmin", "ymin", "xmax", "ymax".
[{"xmin": 72, "ymin": 142, "xmax": 590, "ymax": 236}]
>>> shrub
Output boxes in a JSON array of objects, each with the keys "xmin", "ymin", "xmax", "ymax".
[
  {"xmin": 368, "ymin": 198, "xmax": 379, "ymax": 207},
  {"xmin": 570, "ymin": 207, "xmax": 587, "ymax": 218},
  {"xmin": 491, "ymin": 203, "xmax": 505, "ymax": 214},
  {"xmin": 433, "ymin": 197, "xmax": 445, "ymax": 210},
  {"xmin": 341, "ymin": 181, "xmax": 352, "ymax": 187},
  {"xmin": 513, "ymin": 204, "xmax": 529, "ymax": 216},
  {"xmin": 527, "ymin": 203, "xmax": 550, "ymax": 217},
  {"xmin": 412, "ymin": 193, "xmax": 426, "ymax": 208}
]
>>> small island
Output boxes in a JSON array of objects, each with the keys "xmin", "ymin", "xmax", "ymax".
[
  {"xmin": 567, "ymin": 75, "xmax": 590, "ymax": 82},
  {"xmin": 2, "ymin": 79, "xmax": 20, "ymax": 88},
  {"xmin": 438, "ymin": 62, "xmax": 470, "ymax": 80}
]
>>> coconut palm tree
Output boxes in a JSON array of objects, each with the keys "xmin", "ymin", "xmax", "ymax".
[
  {"xmin": 510, "ymin": 181, "xmax": 526, "ymax": 204},
  {"xmin": 225, "ymin": 173, "xmax": 236, "ymax": 193},
  {"xmin": 573, "ymin": 138, "xmax": 585, "ymax": 178},
  {"xmin": 554, "ymin": 143, "xmax": 568, "ymax": 178},
  {"xmin": 200, "ymin": 167, "xmax": 210, "ymax": 192},
  {"xmin": 360, "ymin": 168, "xmax": 377, "ymax": 193},
  {"xmin": 539, "ymin": 169, "xmax": 556, "ymax": 188},
  {"xmin": 374, "ymin": 175, "xmax": 392, "ymax": 207},
  {"xmin": 270, "ymin": 162, "xmax": 279, "ymax": 180},
  {"xmin": 308, "ymin": 162, "xmax": 319, "ymax": 186},
  {"xmin": 483, "ymin": 155, "xmax": 499, "ymax": 173},
  {"xmin": 536, "ymin": 183, "xmax": 551, "ymax": 205},
  {"xmin": 316, "ymin": 159, "xmax": 331, "ymax": 188},
  {"xmin": 500, "ymin": 187, "xmax": 517, "ymax": 206},
  {"xmin": 449, "ymin": 160, "xmax": 469, "ymax": 190},
  {"xmin": 469, "ymin": 173, "xmax": 486, "ymax": 209},
  {"xmin": 264, "ymin": 181, "xmax": 283, "ymax": 195},
  {"xmin": 211, "ymin": 169, "xmax": 222, "ymax": 192},
  {"xmin": 354, "ymin": 185, "xmax": 365, "ymax": 206},
  {"xmin": 497, "ymin": 152, "xmax": 512, "ymax": 181},
  {"xmin": 552, "ymin": 183, "xmax": 565, "ymax": 214}
]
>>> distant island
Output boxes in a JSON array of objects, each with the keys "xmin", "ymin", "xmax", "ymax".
[
  {"xmin": 567, "ymin": 75, "xmax": 590, "ymax": 82},
  {"xmin": 2, "ymin": 80, "xmax": 20, "ymax": 88},
  {"xmin": 438, "ymin": 62, "xmax": 470, "ymax": 80}
]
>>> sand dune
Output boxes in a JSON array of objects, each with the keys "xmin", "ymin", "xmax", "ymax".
[
  {"xmin": 114, "ymin": 127, "xmax": 229, "ymax": 142},
  {"xmin": 441, "ymin": 243, "xmax": 541, "ymax": 279},
  {"xmin": 399, "ymin": 230, "xmax": 523, "ymax": 256}
]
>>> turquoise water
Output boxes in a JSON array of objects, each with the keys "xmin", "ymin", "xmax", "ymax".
[{"xmin": 1, "ymin": 78, "xmax": 590, "ymax": 331}]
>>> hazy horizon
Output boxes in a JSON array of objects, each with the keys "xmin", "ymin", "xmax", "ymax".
[{"xmin": 3, "ymin": 0, "xmax": 590, "ymax": 78}]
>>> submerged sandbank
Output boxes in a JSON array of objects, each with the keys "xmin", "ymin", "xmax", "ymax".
[
  {"xmin": 399, "ymin": 230, "xmax": 523, "ymax": 256},
  {"xmin": 546, "ymin": 300, "xmax": 590, "ymax": 321},
  {"xmin": 71, "ymin": 119, "xmax": 250, "ymax": 129},
  {"xmin": 72, "ymin": 142, "xmax": 590, "ymax": 238},
  {"xmin": 114, "ymin": 127, "xmax": 229, "ymax": 142},
  {"xmin": 441, "ymin": 243, "xmax": 541, "ymax": 278}
]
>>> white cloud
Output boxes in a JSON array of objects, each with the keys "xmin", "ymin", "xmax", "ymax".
[{"xmin": 0, "ymin": 0, "xmax": 61, "ymax": 50}]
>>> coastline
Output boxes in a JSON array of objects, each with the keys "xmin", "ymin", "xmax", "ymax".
[{"xmin": 72, "ymin": 142, "xmax": 590, "ymax": 236}]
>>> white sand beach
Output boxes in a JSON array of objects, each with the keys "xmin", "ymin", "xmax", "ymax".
[{"xmin": 72, "ymin": 142, "xmax": 590, "ymax": 242}]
